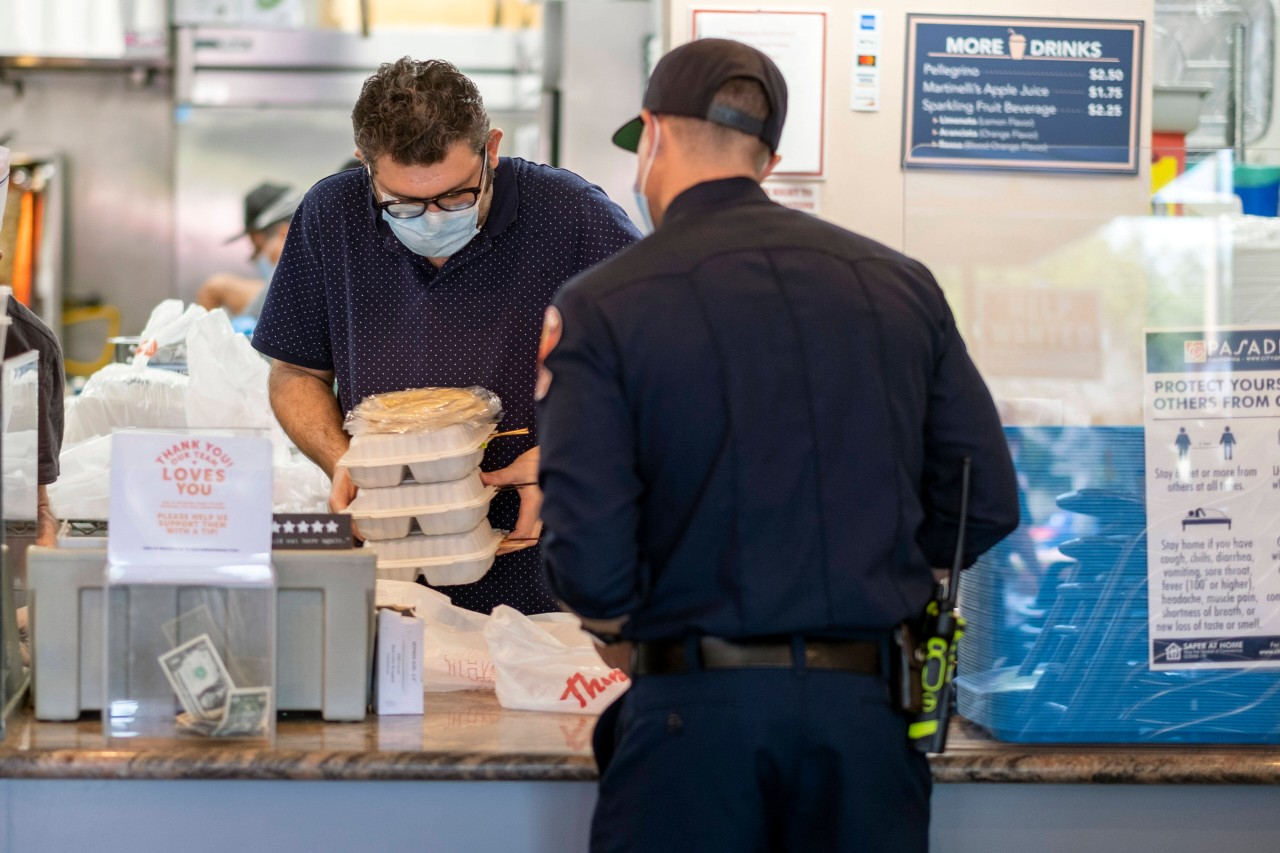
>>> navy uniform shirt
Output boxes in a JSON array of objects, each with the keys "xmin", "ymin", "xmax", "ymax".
[
  {"xmin": 253, "ymin": 159, "xmax": 641, "ymax": 614},
  {"xmin": 538, "ymin": 178, "xmax": 1020, "ymax": 640}
]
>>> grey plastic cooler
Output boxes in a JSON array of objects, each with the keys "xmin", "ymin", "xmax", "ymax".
[{"xmin": 27, "ymin": 547, "xmax": 376, "ymax": 721}]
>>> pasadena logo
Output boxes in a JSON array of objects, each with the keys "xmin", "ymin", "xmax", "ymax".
[{"xmin": 1186, "ymin": 337, "xmax": 1280, "ymax": 362}]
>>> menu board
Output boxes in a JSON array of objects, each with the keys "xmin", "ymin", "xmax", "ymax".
[
  {"xmin": 1144, "ymin": 329, "xmax": 1280, "ymax": 671},
  {"xmin": 904, "ymin": 15, "xmax": 1143, "ymax": 173}
]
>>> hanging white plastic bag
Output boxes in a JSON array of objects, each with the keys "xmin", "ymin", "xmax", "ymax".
[
  {"xmin": 133, "ymin": 299, "xmax": 206, "ymax": 367},
  {"xmin": 185, "ymin": 309, "xmax": 290, "ymax": 453},
  {"xmin": 484, "ymin": 605, "xmax": 629, "ymax": 714},
  {"xmin": 376, "ymin": 580, "xmax": 495, "ymax": 692},
  {"xmin": 48, "ymin": 433, "xmax": 113, "ymax": 520}
]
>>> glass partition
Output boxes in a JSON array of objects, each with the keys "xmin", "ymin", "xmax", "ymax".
[
  {"xmin": 0, "ymin": 349, "xmax": 38, "ymax": 733},
  {"xmin": 905, "ymin": 147, "xmax": 1280, "ymax": 744},
  {"xmin": 903, "ymin": 146, "xmax": 1280, "ymax": 423}
]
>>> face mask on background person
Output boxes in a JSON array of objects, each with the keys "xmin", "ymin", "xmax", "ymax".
[
  {"xmin": 255, "ymin": 257, "xmax": 276, "ymax": 283},
  {"xmin": 253, "ymin": 225, "xmax": 287, "ymax": 283},
  {"xmin": 632, "ymin": 119, "xmax": 660, "ymax": 234}
]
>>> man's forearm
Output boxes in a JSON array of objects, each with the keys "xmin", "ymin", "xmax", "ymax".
[
  {"xmin": 268, "ymin": 363, "xmax": 349, "ymax": 477},
  {"xmin": 36, "ymin": 484, "xmax": 57, "ymax": 547}
]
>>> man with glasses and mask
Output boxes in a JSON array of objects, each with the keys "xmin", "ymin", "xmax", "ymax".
[
  {"xmin": 251, "ymin": 57, "xmax": 640, "ymax": 615},
  {"xmin": 537, "ymin": 40, "xmax": 1018, "ymax": 851}
]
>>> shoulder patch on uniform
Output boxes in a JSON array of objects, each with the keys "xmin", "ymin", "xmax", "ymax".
[{"xmin": 535, "ymin": 306, "xmax": 562, "ymax": 401}]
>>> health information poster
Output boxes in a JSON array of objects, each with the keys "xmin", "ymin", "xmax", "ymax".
[{"xmin": 1144, "ymin": 328, "xmax": 1280, "ymax": 670}]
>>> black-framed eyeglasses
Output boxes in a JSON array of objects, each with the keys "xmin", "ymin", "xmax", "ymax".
[{"xmin": 373, "ymin": 156, "xmax": 488, "ymax": 219}]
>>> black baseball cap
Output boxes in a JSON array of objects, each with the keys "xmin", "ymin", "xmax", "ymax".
[
  {"xmin": 612, "ymin": 38, "xmax": 788, "ymax": 154},
  {"xmin": 224, "ymin": 182, "xmax": 299, "ymax": 243}
]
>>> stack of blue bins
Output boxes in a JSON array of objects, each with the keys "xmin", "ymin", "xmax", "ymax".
[{"xmin": 957, "ymin": 426, "xmax": 1280, "ymax": 744}]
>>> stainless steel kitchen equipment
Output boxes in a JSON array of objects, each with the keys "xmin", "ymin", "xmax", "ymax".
[{"xmin": 172, "ymin": 25, "xmax": 543, "ymax": 302}]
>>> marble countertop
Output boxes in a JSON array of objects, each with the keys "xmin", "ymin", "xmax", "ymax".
[
  {"xmin": 0, "ymin": 695, "xmax": 1276, "ymax": 784},
  {"xmin": 934, "ymin": 718, "xmax": 1280, "ymax": 785}
]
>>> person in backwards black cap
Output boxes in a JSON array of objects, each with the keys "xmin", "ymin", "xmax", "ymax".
[
  {"xmin": 537, "ymin": 38, "xmax": 1020, "ymax": 852},
  {"xmin": 196, "ymin": 181, "xmax": 301, "ymax": 326}
]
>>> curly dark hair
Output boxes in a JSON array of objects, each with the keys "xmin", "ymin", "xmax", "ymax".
[{"xmin": 352, "ymin": 57, "xmax": 491, "ymax": 167}]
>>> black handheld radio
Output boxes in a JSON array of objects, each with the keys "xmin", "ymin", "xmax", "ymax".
[{"xmin": 905, "ymin": 456, "xmax": 971, "ymax": 754}]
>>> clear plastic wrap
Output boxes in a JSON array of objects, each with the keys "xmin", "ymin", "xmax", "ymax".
[{"xmin": 343, "ymin": 386, "xmax": 502, "ymax": 437}]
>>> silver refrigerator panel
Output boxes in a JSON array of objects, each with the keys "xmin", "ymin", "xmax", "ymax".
[
  {"xmin": 173, "ymin": 26, "xmax": 543, "ymax": 301},
  {"xmin": 543, "ymin": 0, "xmax": 652, "ymax": 228},
  {"xmin": 174, "ymin": 105, "xmax": 541, "ymax": 302}
]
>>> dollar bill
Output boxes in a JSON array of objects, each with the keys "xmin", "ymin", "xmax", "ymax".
[
  {"xmin": 158, "ymin": 633, "xmax": 233, "ymax": 722},
  {"xmin": 212, "ymin": 687, "xmax": 272, "ymax": 738},
  {"xmin": 175, "ymin": 712, "xmax": 217, "ymax": 737}
]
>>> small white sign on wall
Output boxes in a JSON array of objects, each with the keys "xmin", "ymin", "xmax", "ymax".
[
  {"xmin": 764, "ymin": 181, "xmax": 821, "ymax": 214},
  {"xmin": 692, "ymin": 8, "xmax": 828, "ymax": 177},
  {"xmin": 851, "ymin": 9, "xmax": 882, "ymax": 112}
]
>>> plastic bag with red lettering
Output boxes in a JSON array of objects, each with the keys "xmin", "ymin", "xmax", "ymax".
[
  {"xmin": 376, "ymin": 580, "xmax": 496, "ymax": 692},
  {"xmin": 483, "ymin": 605, "xmax": 630, "ymax": 714}
]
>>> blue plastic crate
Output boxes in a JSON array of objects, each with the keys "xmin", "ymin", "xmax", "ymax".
[{"xmin": 956, "ymin": 426, "xmax": 1280, "ymax": 744}]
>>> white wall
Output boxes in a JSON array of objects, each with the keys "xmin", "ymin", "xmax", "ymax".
[
  {"xmin": 661, "ymin": 1, "xmax": 1155, "ymax": 250},
  {"xmin": 659, "ymin": 2, "xmax": 1158, "ymax": 425}
]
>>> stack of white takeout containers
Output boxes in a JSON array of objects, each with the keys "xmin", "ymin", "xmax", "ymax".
[{"xmin": 338, "ymin": 390, "xmax": 506, "ymax": 586}]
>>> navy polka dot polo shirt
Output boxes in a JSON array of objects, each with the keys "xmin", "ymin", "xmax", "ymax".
[{"xmin": 252, "ymin": 158, "xmax": 641, "ymax": 614}]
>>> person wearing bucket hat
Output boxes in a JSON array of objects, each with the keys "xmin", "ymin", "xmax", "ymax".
[
  {"xmin": 538, "ymin": 38, "xmax": 1019, "ymax": 852},
  {"xmin": 251, "ymin": 57, "xmax": 640, "ymax": 617},
  {"xmin": 196, "ymin": 181, "xmax": 302, "ymax": 324},
  {"xmin": 0, "ymin": 147, "xmax": 66, "ymax": 551}
]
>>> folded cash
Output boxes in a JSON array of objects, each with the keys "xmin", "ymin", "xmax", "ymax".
[
  {"xmin": 175, "ymin": 712, "xmax": 218, "ymax": 737},
  {"xmin": 161, "ymin": 634, "xmax": 273, "ymax": 738},
  {"xmin": 158, "ymin": 633, "xmax": 233, "ymax": 723},
  {"xmin": 212, "ymin": 687, "xmax": 272, "ymax": 738}
]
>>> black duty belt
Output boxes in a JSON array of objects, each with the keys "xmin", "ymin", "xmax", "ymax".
[{"xmin": 633, "ymin": 636, "xmax": 881, "ymax": 676}]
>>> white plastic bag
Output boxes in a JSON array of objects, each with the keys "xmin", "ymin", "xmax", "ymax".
[
  {"xmin": 48, "ymin": 434, "xmax": 113, "ymax": 520},
  {"xmin": 134, "ymin": 299, "xmax": 206, "ymax": 367},
  {"xmin": 61, "ymin": 363, "xmax": 190, "ymax": 446},
  {"xmin": 185, "ymin": 309, "xmax": 290, "ymax": 455},
  {"xmin": 272, "ymin": 452, "xmax": 331, "ymax": 514},
  {"xmin": 484, "ymin": 605, "xmax": 630, "ymax": 714},
  {"xmin": 376, "ymin": 580, "xmax": 496, "ymax": 692}
]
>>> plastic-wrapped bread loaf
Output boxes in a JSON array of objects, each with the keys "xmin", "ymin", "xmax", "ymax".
[{"xmin": 343, "ymin": 386, "xmax": 502, "ymax": 436}]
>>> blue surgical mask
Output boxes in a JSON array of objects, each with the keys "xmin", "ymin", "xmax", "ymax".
[
  {"xmin": 632, "ymin": 189, "xmax": 653, "ymax": 234},
  {"xmin": 383, "ymin": 205, "xmax": 480, "ymax": 258},
  {"xmin": 255, "ymin": 257, "xmax": 276, "ymax": 283},
  {"xmin": 632, "ymin": 121, "xmax": 660, "ymax": 234}
]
